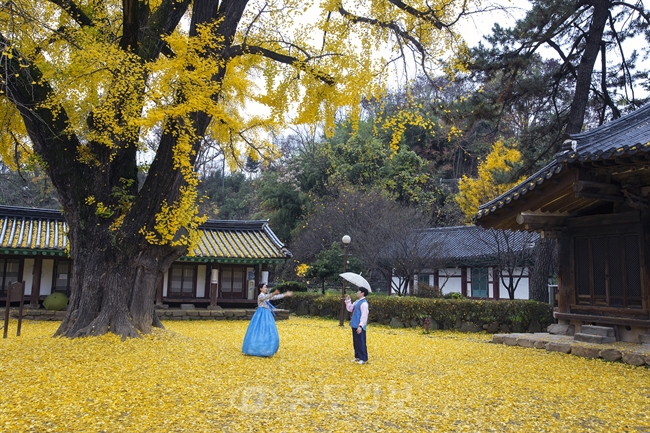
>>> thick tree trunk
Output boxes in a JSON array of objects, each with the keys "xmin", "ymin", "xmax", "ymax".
[
  {"xmin": 55, "ymin": 251, "xmax": 139, "ymax": 339},
  {"xmin": 55, "ymin": 250, "xmax": 180, "ymax": 339},
  {"xmin": 130, "ymin": 250, "xmax": 180, "ymax": 333},
  {"xmin": 54, "ymin": 212, "xmax": 184, "ymax": 339},
  {"xmin": 529, "ymin": 238, "xmax": 557, "ymax": 303}
]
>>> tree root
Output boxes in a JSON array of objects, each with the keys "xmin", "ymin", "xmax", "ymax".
[
  {"xmin": 152, "ymin": 313, "xmax": 165, "ymax": 330},
  {"xmin": 54, "ymin": 308, "xmax": 90, "ymax": 337},
  {"xmin": 61, "ymin": 310, "xmax": 142, "ymax": 340},
  {"xmin": 55, "ymin": 306, "xmax": 166, "ymax": 339}
]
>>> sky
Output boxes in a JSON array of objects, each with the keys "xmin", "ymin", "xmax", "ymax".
[{"xmin": 457, "ymin": 0, "xmax": 528, "ymax": 48}]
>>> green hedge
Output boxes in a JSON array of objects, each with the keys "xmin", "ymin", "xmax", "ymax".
[
  {"xmin": 273, "ymin": 281, "xmax": 309, "ymax": 292},
  {"xmin": 276, "ymin": 293, "xmax": 554, "ymax": 332}
]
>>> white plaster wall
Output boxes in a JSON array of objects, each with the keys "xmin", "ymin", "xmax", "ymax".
[
  {"xmin": 390, "ymin": 276, "xmax": 401, "ymax": 294},
  {"xmin": 439, "ymin": 268, "xmax": 462, "ymax": 294},
  {"xmin": 495, "ymin": 267, "xmax": 530, "ymax": 299},
  {"xmin": 407, "ymin": 266, "xmax": 531, "ymax": 299},
  {"xmin": 390, "ymin": 276, "xmax": 413, "ymax": 295},
  {"xmin": 162, "ymin": 270, "xmax": 169, "ymax": 297},
  {"xmin": 40, "ymin": 259, "xmax": 54, "ymax": 296},
  {"xmin": 196, "ymin": 265, "xmax": 206, "ymax": 297},
  {"xmin": 22, "ymin": 258, "xmax": 34, "ymax": 296}
]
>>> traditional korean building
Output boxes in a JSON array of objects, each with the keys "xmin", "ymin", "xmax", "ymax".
[
  {"xmin": 407, "ymin": 226, "xmax": 537, "ymax": 300},
  {"xmin": 0, "ymin": 205, "xmax": 291, "ymax": 308},
  {"xmin": 474, "ymin": 103, "xmax": 650, "ymax": 342}
]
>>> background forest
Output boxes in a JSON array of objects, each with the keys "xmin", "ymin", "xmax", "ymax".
[{"xmin": 2, "ymin": 0, "xmax": 648, "ymax": 299}]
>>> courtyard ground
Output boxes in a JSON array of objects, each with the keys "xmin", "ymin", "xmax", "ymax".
[{"xmin": 1, "ymin": 316, "xmax": 649, "ymax": 432}]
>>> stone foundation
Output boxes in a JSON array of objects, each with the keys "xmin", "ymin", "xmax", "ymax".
[
  {"xmin": 1, "ymin": 307, "xmax": 289, "ymax": 322},
  {"xmin": 493, "ymin": 333, "xmax": 650, "ymax": 368}
]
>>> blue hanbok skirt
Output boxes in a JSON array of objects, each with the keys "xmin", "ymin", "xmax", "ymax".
[{"xmin": 242, "ymin": 307, "xmax": 280, "ymax": 357}]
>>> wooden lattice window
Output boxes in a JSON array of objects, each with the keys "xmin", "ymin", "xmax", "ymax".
[
  {"xmin": 53, "ymin": 259, "xmax": 73, "ymax": 296},
  {"xmin": 471, "ymin": 268, "xmax": 488, "ymax": 298},
  {"xmin": 219, "ymin": 266, "xmax": 245, "ymax": 299},
  {"xmin": 169, "ymin": 263, "xmax": 195, "ymax": 298},
  {"xmin": 574, "ymin": 232, "xmax": 642, "ymax": 308},
  {"xmin": 0, "ymin": 258, "xmax": 21, "ymax": 296}
]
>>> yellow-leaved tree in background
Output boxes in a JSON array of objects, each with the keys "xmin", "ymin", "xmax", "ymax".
[
  {"xmin": 0, "ymin": 0, "xmax": 483, "ymax": 338},
  {"xmin": 456, "ymin": 139, "xmax": 526, "ymax": 223}
]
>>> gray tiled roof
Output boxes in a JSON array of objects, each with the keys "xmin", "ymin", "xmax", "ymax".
[
  {"xmin": 0, "ymin": 205, "xmax": 290, "ymax": 263},
  {"xmin": 476, "ymin": 103, "xmax": 650, "ymax": 221},
  {"xmin": 565, "ymin": 103, "xmax": 650, "ymax": 158},
  {"xmin": 417, "ymin": 225, "xmax": 538, "ymax": 266}
]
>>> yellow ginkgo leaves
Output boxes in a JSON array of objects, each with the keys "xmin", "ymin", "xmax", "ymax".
[{"xmin": 0, "ymin": 317, "xmax": 648, "ymax": 432}]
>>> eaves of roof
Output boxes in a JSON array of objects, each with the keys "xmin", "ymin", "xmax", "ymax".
[
  {"xmin": 474, "ymin": 103, "xmax": 650, "ymax": 223},
  {"xmin": 474, "ymin": 163, "xmax": 565, "ymax": 221}
]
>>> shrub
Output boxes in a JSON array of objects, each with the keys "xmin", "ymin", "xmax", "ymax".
[
  {"xmin": 414, "ymin": 284, "xmax": 443, "ymax": 298},
  {"xmin": 279, "ymin": 293, "xmax": 554, "ymax": 332},
  {"xmin": 273, "ymin": 281, "xmax": 309, "ymax": 292}
]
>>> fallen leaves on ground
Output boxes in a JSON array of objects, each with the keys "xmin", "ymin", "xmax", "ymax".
[{"xmin": 1, "ymin": 317, "xmax": 649, "ymax": 432}]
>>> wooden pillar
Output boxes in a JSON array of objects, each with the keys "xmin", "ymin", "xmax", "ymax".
[
  {"xmin": 433, "ymin": 270, "xmax": 439, "ymax": 288},
  {"xmin": 210, "ymin": 273, "xmax": 219, "ymax": 307},
  {"xmin": 209, "ymin": 283, "xmax": 217, "ymax": 306},
  {"xmin": 461, "ymin": 267, "xmax": 467, "ymax": 297},
  {"xmin": 641, "ymin": 210, "xmax": 650, "ymax": 313},
  {"xmin": 557, "ymin": 233, "xmax": 572, "ymax": 314},
  {"xmin": 29, "ymin": 256, "xmax": 43, "ymax": 307},
  {"xmin": 492, "ymin": 267, "xmax": 500, "ymax": 300},
  {"xmin": 209, "ymin": 264, "xmax": 218, "ymax": 307}
]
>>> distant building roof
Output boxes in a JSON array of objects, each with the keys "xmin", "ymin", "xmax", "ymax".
[
  {"xmin": 475, "ymin": 103, "xmax": 650, "ymax": 222},
  {"xmin": 417, "ymin": 225, "xmax": 538, "ymax": 267},
  {"xmin": 190, "ymin": 219, "xmax": 292, "ymax": 263},
  {"xmin": 0, "ymin": 205, "xmax": 290, "ymax": 263}
]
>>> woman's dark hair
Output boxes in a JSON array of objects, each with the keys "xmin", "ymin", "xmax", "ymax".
[{"xmin": 258, "ymin": 282, "xmax": 267, "ymax": 290}]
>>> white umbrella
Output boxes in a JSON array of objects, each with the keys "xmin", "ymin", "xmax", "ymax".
[{"xmin": 339, "ymin": 272, "xmax": 372, "ymax": 292}]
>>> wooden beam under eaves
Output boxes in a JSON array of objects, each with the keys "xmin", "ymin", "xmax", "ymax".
[
  {"xmin": 575, "ymin": 191, "xmax": 625, "ymax": 202},
  {"xmin": 573, "ymin": 180, "xmax": 621, "ymax": 195},
  {"xmin": 516, "ymin": 214, "xmax": 567, "ymax": 230}
]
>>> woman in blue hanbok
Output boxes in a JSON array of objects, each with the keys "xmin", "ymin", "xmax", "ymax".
[{"xmin": 242, "ymin": 283, "xmax": 293, "ymax": 357}]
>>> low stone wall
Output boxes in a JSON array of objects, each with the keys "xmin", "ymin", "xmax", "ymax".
[
  {"xmin": 1, "ymin": 307, "xmax": 289, "ymax": 322},
  {"xmin": 3, "ymin": 309, "xmax": 67, "ymax": 321},
  {"xmin": 493, "ymin": 333, "xmax": 650, "ymax": 368},
  {"xmin": 154, "ymin": 308, "xmax": 289, "ymax": 321}
]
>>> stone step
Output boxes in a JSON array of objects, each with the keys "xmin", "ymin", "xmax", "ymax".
[
  {"xmin": 639, "ymin": 334, "xmax": 650, "ymax": 345},
  {"xmin": 547, "ymin": 323, "xmax": 575, "ymax": 335},
  {"xmin": 574, "ymin": 333, "xmax": 616, "ymax": 344},
  {"xmin": 580, "ymin": 325, "xmax": 615, "ymax": 337}
]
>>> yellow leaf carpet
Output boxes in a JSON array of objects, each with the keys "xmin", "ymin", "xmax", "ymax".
[{"xmin": 1, "ymin": 317, "xmax": 648, "ymax": 432}]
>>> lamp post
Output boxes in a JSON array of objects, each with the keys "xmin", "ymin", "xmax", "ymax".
[{"xmin": 339, "ymin": 235, "xmax": 351, "ymax": 326}]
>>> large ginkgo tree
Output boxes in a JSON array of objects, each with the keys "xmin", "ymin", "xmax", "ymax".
[{"xmin": 0, "ymin": 0, "xmax": 480, "ymax": 338}]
